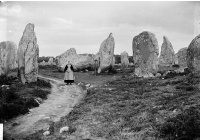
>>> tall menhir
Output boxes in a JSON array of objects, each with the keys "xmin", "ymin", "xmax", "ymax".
[{"xmin": 17, "ymin": 23, "xmax": 39, "ymax": 84}]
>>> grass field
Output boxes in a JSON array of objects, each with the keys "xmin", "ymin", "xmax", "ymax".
[{"xmin": 26, "ymin": 66, "xmax": 200, "ymax": 140}]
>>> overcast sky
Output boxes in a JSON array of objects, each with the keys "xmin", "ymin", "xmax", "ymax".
[{"xmin": 0, "ymin": 1, "xmax": 199, "ymax": 57}]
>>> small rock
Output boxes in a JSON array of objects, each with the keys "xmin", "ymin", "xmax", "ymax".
[
  {"xmin": 39, "ymin": 114, "xmax": 45, "ymax": 118},
  {"xmin": 57, "ymin": 105, "xmax": 62, "ymax": 108},
  {"xmin": 43, "ymin": 131, "xmax": 50, "ymax": 136},
  {"xmin": 36, "ymin": 97, "xmax": 43, "ymax": 103},
  {"xmin": 44, "ymin": 116, "xmax": 50, "ymax": 119},
  {"xmin": 155, "ymin": 73, "xmax": 161, "ymax": 77},
  {"xmin": 173, "ymin": 109, "xmax": 177, "ymax": 113},
  {"xmin": 60, "ymin": 126, "xmax": 69, "ymax": 134},
  {"xmin": 43, "ymin": 125, "xmax": 50, "ymax": 131},
  {"xmin": 85, "ymin": 84, "xmax": 90, "ymax": 87}
]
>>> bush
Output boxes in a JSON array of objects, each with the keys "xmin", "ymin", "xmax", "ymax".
[
  {"xmin": 0, "ymin": 75, "xmax": 17, "ymax": 86},
  {"xmin": 31, "ymin": 88, "xmax": 50, "ymax": 99},
  {"xmin": 0, "ymin": 76, "xmax": 51, "ymax": 123},
  {"xmin": 0, "ymin": 103, "xmax": 29, "ymax": 122},
  {"xmin": 0, "ymin": 87, "xmax": 20, "ymax": 103},
  {"xmin": 158, "ymin": 107, "xmax": 200, "ymax": 140},
  {"xmin": 27, "ymin": 79, "xmax": 51, "ymax": 88}
]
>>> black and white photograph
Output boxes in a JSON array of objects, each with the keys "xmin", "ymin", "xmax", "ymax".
[{"xmin": 1, "ymin": 0, "xmax": 200, "ymax": 140}]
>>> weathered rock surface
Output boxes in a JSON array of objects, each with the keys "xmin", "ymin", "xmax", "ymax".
[
  {"xmin": 159, "ymin": 36, "xmax": 175, "ymax": 67},
  {"xmin": 177, "ymin": 47, "xmax": 187, "ymax": 68},
  {"xmin": 187, "ymin": 34, "xmax": 200, "ymax": 73},
  {"xmin": 56, "ymin": 48, "xmax": 94, "ymax": 71},
  {"xmin": 132, "ymin": 31, "xmax": 159, "ymax": 77},
  {"xmin": 18, "ymin": 23, "xmax": 39, "ymax": 84},
  {"xmin": 0, "ymin": 41, "xmax": 17, "ymax": 75},
  {"xmin": 96, "ymin": 33, "xmax": 115, "ymax": 73},
  {"xmin": 121, "ymin": 51, "xmax": 129, "ymax": 67}
]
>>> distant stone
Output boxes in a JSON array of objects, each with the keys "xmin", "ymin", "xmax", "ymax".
[
  {"xmin": 155, "ymin": 73, "xmax": 161, "ymax": 77},
  {"xmin": 39, "ymin": 60, "xmax": 48, "ymax": 66},
  {"xmin": 56, "ymin": 48, "xmax": 94, "ymax": 71},
  {"xmin": 174, "ymin": 67, "xmax": 184, "ymax": 73},
  {"xmin": 177, "ymin": 47, "xmax": 187, "ymax": 68},
  {"xmin": 187, "ymin": 34, "xmax": 200, "ymax": 73},
  {"xmin": 112, "ymin": 56, "xmax": 115, "ymax": 67},
  {"xmin": 159, "ymin": 36, "xmax": 175, "ymax": 67},
  {"xmin": 60, "ymin": 126, "xmax": 69, "ymax": 134},
  {"xmin": 121, "ymin": 51, "xmax": 129, "ymax": 67},
  {"xmin": 174, "ymin": 54, "xmax": 178, "ymax": 65},
  {"xmin": 48, "ymin": 57, "xmax": 56, "ymax": 65},
  {"xmin": 96, "ymin": 33, "xmax": 115, "ymax": 73},
  {"xmin": 132, "ymin": 31, "xmax": 159, "ymax": 77},
  {"xmin": 43, "ymin": 131, "xmax": 50, "ymax": 136},
  {"xmin": 18, "ymin": 23, "xmax": 39, "ymax": 84},
  {"xmin": 0, "ymin": 41, "xmax": 18, "ymax": 75}
]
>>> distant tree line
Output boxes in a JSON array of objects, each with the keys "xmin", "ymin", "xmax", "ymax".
[
  {"xmin": 114, "ymin": 55, "xmax": 133, "ymax": 64},
  {"xmin": 38, "ymin": 56, "xmax": 53, "ymax": 63},
  {"xmin": 38, "ymin": 55, "xmax": 134, "ymax": 64}
]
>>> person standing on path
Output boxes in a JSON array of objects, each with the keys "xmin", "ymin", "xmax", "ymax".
[{"xmin": 64, "ymin": 61, "xmax": 75, "ymax": 85}]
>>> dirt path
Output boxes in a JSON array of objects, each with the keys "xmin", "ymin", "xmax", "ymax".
[{"xmin": 4, "ymin": 75, "xmax": 87, "ymax": 140}]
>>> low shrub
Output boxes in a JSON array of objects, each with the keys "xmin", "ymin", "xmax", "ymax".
[
  {"xmin": 0, "ymin": 103, "xmax": 29, "ymax": 121},
  {"xmin": 27, "ymin": 79, "xmax": 51, "ymax": 88},
  {"xmin": 158, "ymin": 107, "xmax": 200, "ymax": 140},
  {"xmin": 31, "ymin": 88, "xmax": 50, "ymax": 99},
  {"xmin": 0, "ymin": 75, "xmax": 17, "ymax": 85},
  {"xmin": 0, "ymin": 76, "xmax": 51, "ymax": 123},
  {"xmin": 172, "ymin": 64, "xmax": 180, "ymax": 68}
]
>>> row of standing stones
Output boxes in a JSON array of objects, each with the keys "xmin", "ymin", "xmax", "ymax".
[{"xmin": 0, "ymin": 23, "xmax": 200, "ymax": 84}]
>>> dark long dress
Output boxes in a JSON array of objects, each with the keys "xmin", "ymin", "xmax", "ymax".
[{"xmin": 64, "ymin": 64, "xmax": 74, "ymax": 85}]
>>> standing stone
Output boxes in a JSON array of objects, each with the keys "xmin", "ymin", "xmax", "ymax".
[
  {"xmin": 18, "ymin": 23, "xmax": 39, "ymax": 84},
  {"xmin": 174, "ymin": 54, "xmax": 178, "ymax": 65},
  {"xmin": 121, "ymin": 51, "xmax": 129, "ymax": 67},
  {"xmin": 96, "ymin": 33, "xmax": 115, "ymax": 73},
  {"xmin": 0, "ymin": 41, "xmax": 17, "ymax": 75},
  {"xmin": 159, "ymin": 36, "xmax": 175, "ymax": 67},
  {"xmin": 187, "ymin": 34, "xmax": 200, "ymax": 73},
  {"xmin": 56, "ymin": 48, "xmax": 94, "ymax": 71},
  {"xmin": 177, "ymin": 47, "xmax": 188, "ymax": 68},
  {"xmin": 132, "ymin": 31, "xmax": 159, "ymax": 77}
]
